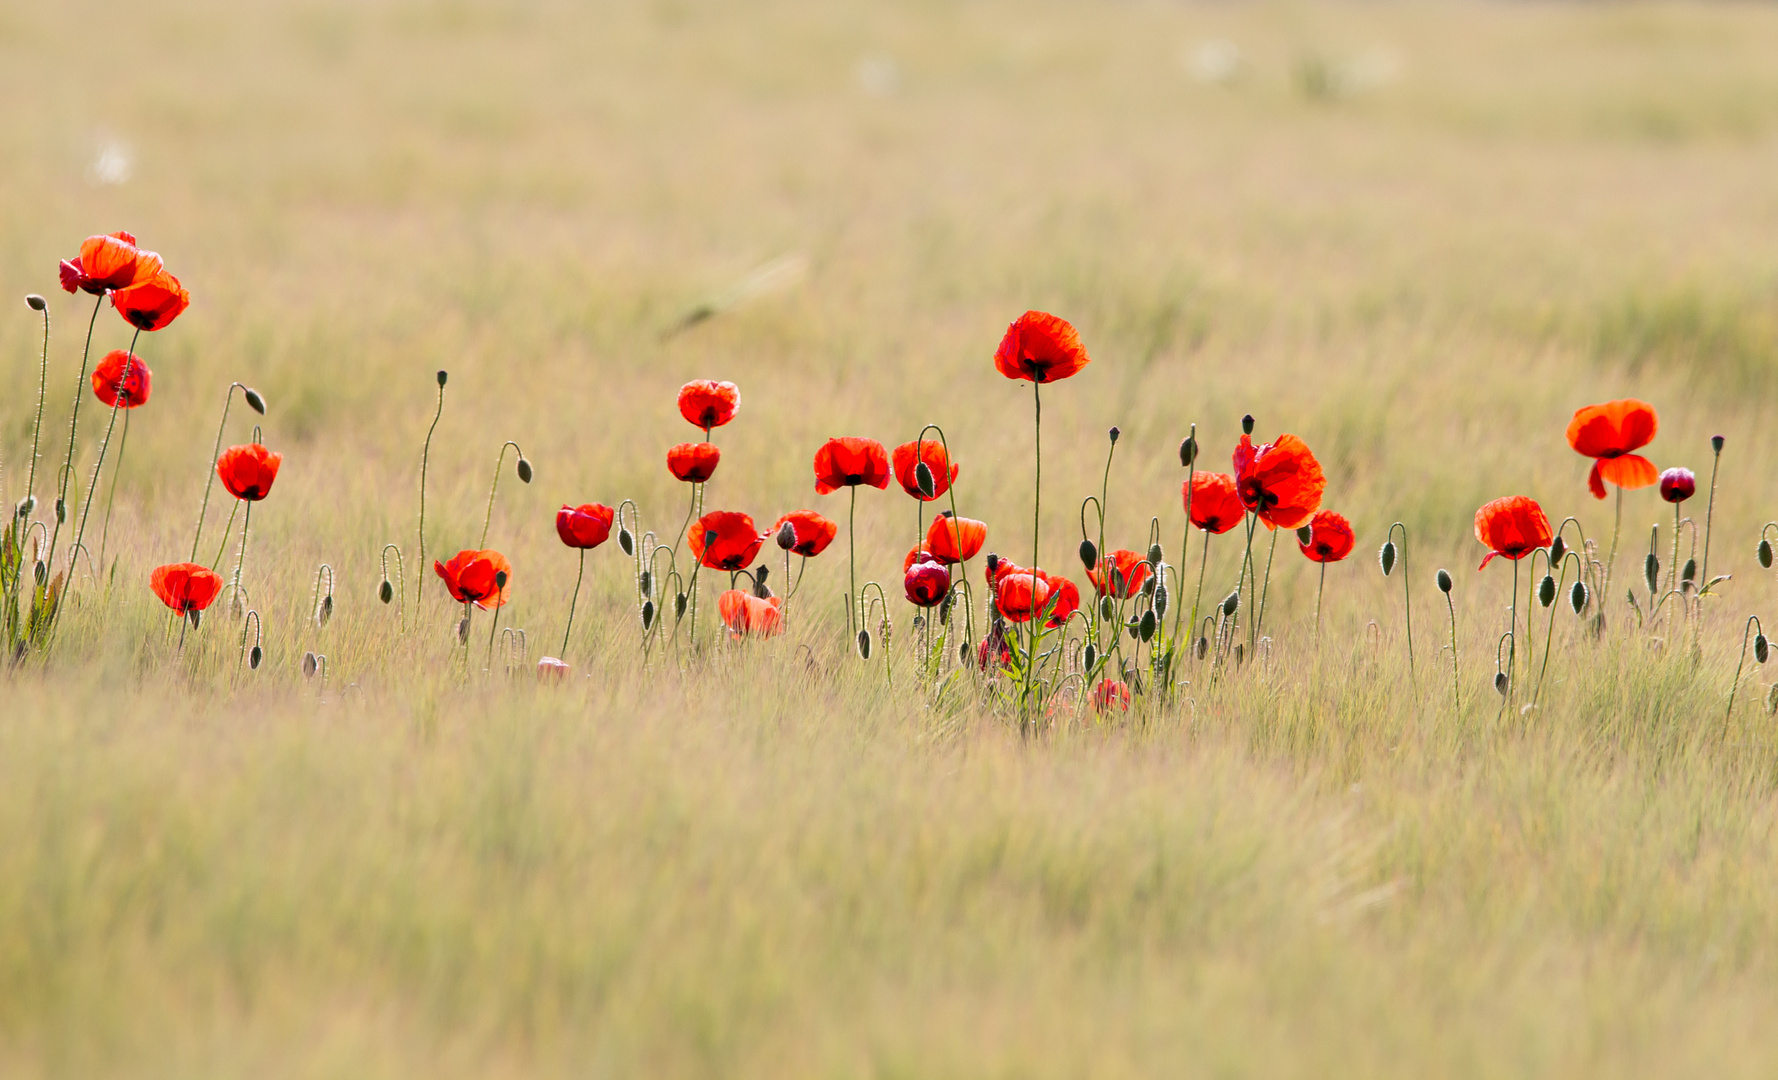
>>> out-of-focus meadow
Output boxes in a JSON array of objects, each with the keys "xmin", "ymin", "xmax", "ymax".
[{"xmin": 6, "ymin": 0, "xmax": 1778, "ymax": 1075}]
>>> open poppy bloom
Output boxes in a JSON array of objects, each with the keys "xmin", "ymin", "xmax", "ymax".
[
  {"xmin": 556, "ymin": 503, "xmax": 615, "ymax": 549},
  {"xmin": 1091, "ymin": 678, "xmax": 1131, "ymax": 712},
  {"xmin": 1187, "ymin": 472, "xmax": 1245, "ymax": 534},
  {"xmin": 1298, "ymin": 509, "xmax": 1356, "ymax": 563},
  {"xmin": 891, "ymin": 439, "xmax": 959, "ymax": 501},
  {"xmin": 689, "ymin": 510, "xmax": 765, "ymax": 570},
  {"xmin": 719, "ymin": 589, "xmax": 784, "ymax": 638},
  {"xmin": 1042, "ymin": 573, "xmax": 1081, "ymax": 628},
  {"xmin": 91, "ymin": 350, "xmax": 151, "ymax": 408},
  {"xmin": 813, "ymin": 437, "xmax": 890, "ymax": 494},
  {"xmin": 993, "ymin": 565, "xmax": 1051, "ymax": 623},
  {"xmin": 435, "ymin": 549, "xmax": 512, "ymax": 608},
  {"xmin": 1567, "ymin": 399, "xmax": 1658, "ymax": 500},
  {"xmin": 925, "ymin": 512, "xmax": 986, "ymax": 565},
  {"xmin": 905, "ymin": 556, "xmax": 950, "ymax": 607},
  {"xmin": 1474, "ymin": 496, "xmax": 1553, "ymax": 570},
  {"xmin": 217, "ymin": 443, "xmax": 283, "ymax": 501},
  {"xmin": 112, "ymin": 268, "xmax": 190, "ymax": 332},
  {"xmin": 772, "ymin": 510, "xmax": 838, "ymax": 557},
  {"xmin": 1233, "ymin": 433, "xmax": 1325, "ymax": 530},
  {"xmin": 150, "ymin": 562, "xmax": 222, "ymax": 614},
  {"xmin": 1088, "ymin": 549, "xmax": 1151, "ymax": 598},
  {"xmin": 60, "ymin": 231, "xmax": 162, "ymax": 296},
  {"xmin": 678, "ymin": 380, "xmax": 740, "ymax": 430},
  {"xmin": 1659, "ymin": 467, "xmax": 1696, "ymax": 504},
  {"xmin": 993, "ymin": 310, "xmax": 1091, "ymax": 384},
  {"xmin": 667, "ymin": 442, "xmax": 721, "ymax": 483}
]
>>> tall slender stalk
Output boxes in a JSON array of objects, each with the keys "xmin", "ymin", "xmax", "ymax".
[
  {"xmin": 1604, "ymin": 485, "xmax": 1623, "ymax": 596},
  {"xmin": 190, "ymin": 382, "xmax": 264, "ymax": 562},
  {"xmin": 1170, "ymin": 424, "xmax": 1197, "ymax": 649},
  {"xmin": 97, "ymin": 410, "xmax": 130, "ymax": 571},
  {"xmin": 229, "ymin": 502, "xmax": 254, "ymax": 615},
  {"xmin": 1253, "ymin": 527, "xmax": 1279, "ymax": 647},
  {"xmin": 1701, "ymin": 435, "xmax": 1724, "ymax": 583},
  {"xmin": 1726, "ymin": 615, "xmax": 1763, "ymax": 722},
  {"xmin": 416, "ymin": 371, "xmax": 447, "ymax": 609},
  {"xmin": 478, "ymin": 440, "xmax": 529, "ymax": 551},
  {"xmin": 1024, "ymin": 382, "xmax": 1043, "ymax": 708},
  {"xmin": 70, "ymin": 327, "xmax": 142, "ymax": 580},
  {"xmin": 1385, "ymin": 522, "xmax": 1415, "ymax": 685},
  {"xmin": 44, "ymin": 295, "xmax": 104, "ymax": 576},
  {"xmin": 23, "ymin": 297, "xmax": 49, "ymax": 509},
  {"xmin": 560, "ymin": 548, "xmax": 587, "ymax": 658},
  {"xmin": 848, "ymin": 486, "xmax": 860, "ymax": 640}
]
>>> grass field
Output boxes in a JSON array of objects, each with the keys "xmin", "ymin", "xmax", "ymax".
[{"xmin": 7, "ymin": 0, "xmax": 1778, "ymax": 1075}]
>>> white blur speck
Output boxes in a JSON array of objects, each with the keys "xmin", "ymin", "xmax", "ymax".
[
  {"xmin": 1185, "ymin": 39, "xmax": 1243, "ymax": 84},
  {"xmin": 856, "ymin": 54, "xmax": 901, "ymax": 98},
  {"xmin": 88, "ymin": 137, "xmax": 133, "ymax": 185}
]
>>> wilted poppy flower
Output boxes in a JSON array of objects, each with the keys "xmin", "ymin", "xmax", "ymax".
[
  {"xmin": 1566, "ymin": 399, "xmax": 1658, "ymax": 500},
  {"xmin": 1474, "ymin": 496, "xmax": 1554, "ymax": 570},
  {"xmin": 216, "ymin": 443, "xmax": 283, "ymax": 501},
  {"xmin": 1091, "ymin": 678, "xmax": 1131, "ymax": 712},
  {"xmin": 993, "ymin": 310, "xmax": 1091, "ymax": 384},
  {"xmin": 112, "ymin": 268, "xmax": 190, "ymax": 332},
  {"xmin": 536, "ymin": 656, "xmax": 571, "ymax": 681},
  {"xmin": 891, "ymin": 439, "xmax": 959, "ymax": 501},
  {"xmin": 905, "ymin": 556, "xmax": 950, "ymax": 607},
  {"xmin": 1233, "ymin": 434, "xmax": 1325, "ymax": 530},
  {"xmin": 1298, "ymin": 509, "xmax": 1355, "ymax": 563},
  {"xmin": 667, "ymin": 442, "xmax": 721, "ymax": 483},
  {"xmin": 689, "ymin": 510, "xmax": 764, "ymax": 570},
  {"xmin": 556, "ymin": 503, "xmax": 615, "ymax": 549},
  {"xmin": 1186, "ymin": 472, "xmax": 1245, "ymax": 534},
  {"xmin": 1088, "ymin": 549, "xmax": 1151, "ymax": 598},
  {"xmin": 678, "ymin": 380, "xmax": 740, "ymax": 430},
  {"xmin": 434, "ymin": 548, "xmax": 513, "ymax": 608},
  {"xmin": 925, "ymin": 512, "xmax": 986, "ymax": 565},
  {"xmin": 719, "ymin": 588, "xmax": 784, "ymax": 637},
  {"xmin": 91, "ymin": 349, "xmax": 151, "ymax": 408},
  {"xmin": 59, "ymin": 231, "xmax": 162, "ymax": 296},
  {"xmin": 994, "ymin": 565, "xmax": 1051, "ymax": 623},
  {"xmin": 772, "ymin": 510, "xmax": 838, "ymax": 557},
  {"xmin": 813, "ymin": 437, "xmax": 890, "ymax": 494},
  {"xmin": 150, "ymin": 561, "xmax": 222, "ymax": 614},
  {"xmin": 1659, "ymin": 467, "xmax": 1696, "ymax": 504}
]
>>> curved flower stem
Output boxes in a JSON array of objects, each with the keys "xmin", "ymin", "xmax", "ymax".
[
  {"xmin": 230, "ymin": 501, "xmax": 254, "ymax": 616},
  {"xmin": 1726, "ymin": 615, "xmax": 1763, "ymax": 722},
  {"xmin": 1253, "ymin": 527, "xmax": 1279, "ymax": 648},
  {"xmin": 45, "ymin": 295, "xmax": 103, "ymax": 577},
  {"xmin": 415, "ymin": 375, "xmax": 446, "ymax": 610},
  {"xmin": 486, "ymin": 591, "xmax": 506, "ymax": 676},
  {"xmin": 70, "ymin": 326, "xmax": 142, "ymax": 582},
  {"xmin": 236, "ymin": 609, "xmax": 261, "ymax": 676},
  {"xmin": 1315, "ymin": 562, "xmax": 1327, "ymax": 646},
  {"xmin": 1188, "ymin": 532, "xmax": 1212, "ymax": 659},
  {"xmin": 97, "ymin": 410, "xmax": 130, "ymax": 574},
  {"xmin": 23, "ymin": 298, "xmax": 49, "ymax": 511},
  {"xmin": 210, "ymin": 501, "xmax": 240, "ymax": 572},
  {"xmin": 1170, "ymin": 423, "xmax": 1197, "ymax": 649},
  {"xmin": 1445, "ymin": 587, "xmax": 1460, "ymax": 715},
  {"xmin": 478, "ymin": 440, "xmax": 526, "ymax": 551},
  {"xmin": 1386, "ymin": 522, "xmax": 1415, "ymax": 686},
  {"xmin": 560, "ymin": 548, "xmax": 586, "ymax": 659},
  {"xmin": 1702, "ymin": 437, "xmax": 1724, "ymax": 583},
  {"xmin": 190, "ymin": 382, "xmax": 257, "ymax": 563},
  {"xmin": 1604, "ymin": 485, "xmax": 1623, "ymax": 598},
  {"xmin": 381, "ymin": 543, "xmax": 406, "ymax": 633},
  {"xmin": 1535, "ymin": 551, "xmax": 1582, "ymax": 704}
]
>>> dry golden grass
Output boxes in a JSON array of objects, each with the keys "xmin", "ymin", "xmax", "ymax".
[{"xmin": 6, "ymin": 0, "xmax": 1778, "ymax": 1075}]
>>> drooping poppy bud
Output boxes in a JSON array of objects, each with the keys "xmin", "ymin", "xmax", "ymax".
[
  {"xmin": 1100, "ymin": 595, "xmax": 1115, "ymax": 620},
  {"xmin": 1758, "ymin": 634, "xmax": 1770, "ymax": 665},
  {"xmin": 26, "ymin": 294, "xmax": 46, "ymax": 311},
  {"xmin": 1550, "ymin": 536, "xmax": 1566, "ymax": 564},
  {"xmin": 1494, "ymin": 671, "xmax": 1508, "ymax": 695},
  {"xmin": 1079, "ymin": 539, "xmax": 1098, "ymax": 569},
  {"xmin": 1153, "ymin": 586, "xmax": 1168, "ymax": 618},
  {"xmin": 1570, "ymin": 581, "xmax": 1588, "ymax": 614},
  {"xmin": 1179, "ymin": 436, "xmax": 1198, "ymax": 467},
  {"xmin": 915, "ymin": 462, "xmax": 935, "ymax": 498},
  {"xmin": 1147, "ymin": 543, "xmax": 1163, "ymax": 566},
  {"xmin": 640, "ymin": 570, "xmax": 652, "ymax": 596},
  {"xmin": 675, "ymin": 593, "xmax": 688, "ymax": 618},
  {"xmin": 16, "ymin": 495, "xmax": 34, "ymax": 518},
  {"xmin": 1139, "ymin": 609, "xmax": 1156, "ymax": 642},
  {"xmin": 244, "ymin": 388, "xmax": 267, "ymax": 414},
  {"xmin": 320, "ymin": 595, "xmax": 334, "ymax": 625},
  {"xmin": 642, "ymin": 600, "xmax": 655, "ymax": 628},
  {"xmin": 1380, "ymin": 540, "xmax": 1397, "ymax": 577},
  {"xmin": 1222, "ymin": 590, "xmax": 1239, "ymax": 617},
  {"xmin": 619, "ymin": 528, "xmax": 634, "ymax": 555},
  {"xmin": 303, "ymin": 652, "xmax": 319, "ymax": 677},
  {"xmin": 380, "ymin": 578, "xmax": 394, "ymax": 604},
  {"xmin": 517, "ymin": 457, "xmax": 533, "ymax": 484},
  {"xmin": 1644, "ymin": 553, "xmax": 1659, "ymax": 595},
  {"xmin": 1682, "ymin": 559, "xmax": 1696, "ymax": 586},
  {"xmin": 1296, "ymin": 525, "xmax": 1312, "ymax": 545},
  {"xmin": 1195, "ymin": 636, "xmax": 1209, "ymax": 660},
  {"xmin": 1084, "ymin": 642, "xmax": 1098, "ymax": 671},
  {"xmin": 1437, "ymin": 569, "xmax": 1453, "ymax": 594},
  {"xmin": 249, "ymin": 644, "xmax": 262, "ymax": 670},
  {"xmin": 1761, "ymin": 539, "xmax": 1773, "ymax": 569},
  {"xmin": 1539, "ymin": 575, "xmax": 1556, "ymax": 607},
  {"xmin": 858, "ymin": 629, "xmax": 872, "ymax": 659}
]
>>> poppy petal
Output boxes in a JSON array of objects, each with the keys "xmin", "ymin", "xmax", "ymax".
[
  {"xmin": 1587, "ymin": 459, "xmax": 1607, "ymax": 500},
  {"xmin": 1599, "ymin": 454, "xmax": 1657, "ymax": 491}
]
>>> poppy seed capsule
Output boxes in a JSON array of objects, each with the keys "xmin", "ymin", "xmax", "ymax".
[
  {"xmin": 244, "ymin": 388, "xmax": 267, "ymax": 415},
  {"xmin": 1179, "ymin": 436, "xmax": 1198, "ymax": 467},
  {"xmin": 25, "ymin": 294, "xmax": 47, "ymax": 311},
  {"xmin": 436, "ymin": 370, "xmax": 448, "ymax": 387},
  {"xmin": 1380, "ymin": 540, "xmax": 1397, "ymax": 577},
  {"xmin": 915, "ymin": 462, "xmax": 935, "ymax": 497},
  {"xmin": 1570, "ymin": 580, "xmax": 1588, "ymax": 614},
  {"xmin": 1494, "ymin": 671, "xmax": 1508, "ymax": 696},
  {"xmin": 1761, "ymin": 539, "xmax": 1773, "ymax": 569},
  {"xmin": 1539, "ymin": 574, "xmax": 1556, "ymax": 608},
  {"xmin": 249, "ymin": 644, "xmax": 262, "ymax": 670},
  {"xmin": 379, "ymin": 579, "xmax": 394, "ymax": 604},
  {"xmin": 1222, "ymin": 590, "xmax": 1240, "ymax": 617},
  {"xmin": 619, "ymin": 528, "xmax": 634, "ymax": 556},
  {"xmin": 1713, "ymin": 435, "xmax": 1725, "ymax": 454},
  {"xmin": 1079, "ymin": 539, "xmax": 1098, "ymax": 569},
  {"xmin": 1682, "ymin": 558, "xmax": 1697, "ymax": 586},
  {"xmin": 1758, "ymin": 634, "xmax": 1770, "ymax": 665},
  {"xmin": 1242, "ymin": 414, "xmax": 1255, "ymax": 435},
  {"xmin": 1437, "ymin": 568, "xmax": 1453, "ymax": 594},
  {"xmin": 517, "ymin": 458, "xmax": 533, "ymax": 484},
  {"xmin": 1109, "ymin": 426, "xmax": 1120, "ymax": 445},
  {"xmin": 857, "ymin": 629, "xmax": 872, "ymax": 660}
]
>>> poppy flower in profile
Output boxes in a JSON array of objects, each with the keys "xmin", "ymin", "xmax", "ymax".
[
  {"xmin": 994, "ymin": 565, "xmax": 1051, "ymax": 623},
  {"xmin": 891, "ymin": 439, "xmax": 959, "ymax": 501},
  {"xmin": 217, "ymin": 443, "xmax": 283, "ymax": 502},
  {"xmin": 689, "ymin": 510, "xmax": 765, "ymax": 570},
  {"xmin": 925, "ymin": 512, "xmax": 986, "ymax": 565},
  {"xmin": 91, "ymin": 350, "xmax": 151, "ymax": 408},
  {"xmin": 667, "ymin": 442, "xmax": 721, "ymax": 483},
  {"xmin": 1659, "ymin": 467, "xmax": 1696, "ymax": 504},
  {"xmin": 905, "ymin": 556, "xmax": 950, "ymax": 607},
  {"xmin": 813, "ymin": 437, "xmax": 891, "ymax": 494},
  {"xmin": 993, "ymin": 310, "xmax": 1091, "ymax": 384},
  {"xmin": 1041, "ymin": 572, "xmax": 1080, "ymax": 628},
  {"xmin": 719, "ymin": 589, "xmax": 784, "ymax": 638},
  {"xmin": 1233, "ymin": 433, "xmax": 1325, "ymax": 530},
  {"xmin": 772, "ymin": 510, "xmax": 838, "ymax": 557},
  {"xmin": 59, "ymin": 231, "xmax": 162, "ymax": 296},
  {"xmin": 1474, "ymin": 496, "xmax": 1553, "ymax": 570},
  {"xmin": 150, "ymin": 562, "xmax": 222, "ymax": 614},
  {"xmin": 1091, "ymin": 678, "xmax": 1131, "ymax": 713},
  {"xmin": 112, "ymin": 268, "xmax": 190, "ymax": 332},
  {"xmin": 435, "ymin": 549, "xmax": 513, "ymax": 609},
  {"xmin": 556, "ymin": 503, "xmax": 616, "ymax": 549},
  {"xmin": 1566, "ymin": 399, "xmax": 1658, "ymax": 500},
  {"xmin": 1186, "ymin": 472, "xmax": 1245, "ymax": 534},
  {"xmin": 1087, "ymin": 549, "xmax": 1151, "ymax": 598},
  {"xmin": 678, "ymin": 380, "xmax": 740, "ymax": 431},
  {"xmin": 1298, "ymin": 509, "xmax": 1356, "ymax": 564}
]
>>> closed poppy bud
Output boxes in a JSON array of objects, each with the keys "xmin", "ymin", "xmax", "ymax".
[
  {"xmin": 1539, "ymin": 574, "xmax": 1556, "ymax": 607},
  {"xmin": 1550, "ymin": 536, "xmax": 1566, "ymax": 564},
  {"xmin": 249, "ymin": 644, "xmax": 262, "ymax": 670},
  {"xmin": 1242, "ymin": 414, "xmax": 1254, "ymax": 435},
  {"xmin": 1179, "ymin": 436, "xmax": 1198, "ymax": 467},
  {"xmin": 380, "ymin": 578, "xmax": 394, "ymax": 604},
  {"xmin": 1644, "ymin": 553, "xmax": 1659, "ymax": 595},
  {"xmin": 16, "ymin": 495, "xmax": 33, "ymax": 518},
  {"xmin": 1139, "ymin": 609, "xmax": 1156, "ymax": 642},
  {"xmin": 1084, "ymin": 642, "xmax": 1098, "ymax": 670},
  {"xmin": 1195, "ymin": 636, "xmax": 1209, "ymax": 659},
  {"xmin": 1761, "ymin": 539, "xmax": 1773, "ymax": 569},
  {"xmin": 1769, "ymin": 684, "xmax": 1778, "ymax": 715},
  {"xmin": 939, "ymin": 592, "xmax": 952, "ymax": 624},
  {"xmin": 1570, "ymin": 581, "xmax": 1588, "ymax": 614},
  {"xmin": 1127, "ymin": 620, "xmax": 1140, "ymax": 640},
  {"xmin": 1712, "ymin": 435, "xmax": 1725, "ymax": 454},
  {"xmin": 33, "ymin": 561, "xmax": 46, "ymax": 586},
  {"xmin": 1758, "ymin": 634, "xmax": 1770, "ymax": 665},
  {"xmin": 1222, "ymin": 590, "xmax": 1239, "ymax": 617},
  {"xmin": 776, "ymin": 521, "xmax": 797, "ymax": 550},
  {"xmin": 619, "ymin": 528, "xmax": 634, "ymax": 556},
  {"xmin": 858, "ymin": 629, "xmax": 872, "ymax": 660},
  {"xmin": 26, "ymin": 293, "xmax": 46, "ymax": 311},
  {"xmin": 1296, "ymin": 525, "xmax": 1312, "ymax": 545},
  {"xmin": 1100, "ymin": 595, "xmax": 1115, "ymax": 620},
  {"xmin": 244, "ymin": 388, "xmax": 267, "ymax": 415},
  {"xmin": 437, "ymin": 370, "xmax": 448, "ymax": 387},
  {"xmin": 915, "ymin": 462, "xmax": 935, "ymax": 498},
  {"xmin": 640, "ymin": 570, "xmax": 652, "ymax": 596},
  {"xmin": 303, "ymin": 652, "xmax": 318, "ymax": 677},
  {"xmin": 1682, "ymin": 559, "xmax": 1696, "ymax": 586},
  {"xmin": 1147, "ymin": 543, "xmax": 1163, "ymax": 567},
  {"xmin": 984, "ymin": 553, "xmax": 999, "ymax": 574},
  {"xmin": 516, "ymin": 458, "xmax": 533, "ymax": 483},
  {"xmin": 1494, "ymin": 671, "xmax": 1508, "ymax": 695},
  {"xmin": 1437, "ymin": 569, "xmax": 1453, "ymax": 594},
  {"xmin": 642, "ymin": 600, "xmax": 655, "ymax": 628},
  {"xmin": 55, "ymin": 497, "xmax": 65, "ymax": 523},
  {"xmin": 321, "ymin": 595, "xmax": 334, "ymax": 625},
  {"xmin": 1380, "ymin": 540, "xmax": 1397, "ymax": 577},
  {"xmin": 1109, "ymin": 426, "xmax": 1120, "ymax": 445},
  {"xmin": 1079, "ymin": 539, "xmax": 1097, "ymax": 569},
  {"xmin": 1154, "ymin": 586, "xmax": 1168, "ymax": 617},
  {"xmin": 675, "ymin": 592, "xmax": 688, "ymax": 618}
]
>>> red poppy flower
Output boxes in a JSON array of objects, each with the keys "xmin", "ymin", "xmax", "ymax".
[
  {"xmin": 890, "ymin": 439, "xmax": 959, "ymax": 501},
  {"xmin": 926, "ymin": 513, "xmax": 987, "ymax": 565},
  {"xmin": 667, "ymin": 442, "xmax": 721, "ymax": 483},
  {"xmin": 993, "ymin": 310, "xmax": 1091, "ymax": 384},
  {"xmin": 536, "ymin": 657, "xmax": 571, "ymax": 681},
  {"xmin": 59, "ymin": 231, "xmax": 162, "ymax": 296},
  {"xmin": 112, "ymin": 268, "xmax": 190, "ymax": 332},
  {"xmin": 90, "ymin": 349, "xmax": 151, "ymax": 408},
  {"xmin": 1474, "ymin": 496, "xmax": 1553, "ymax": 570},
  {"xmin": 1233, "ymin": 433, "xmax": 1325, "ymax": 530},
  {"xmin": 434, "ymin": 548, "xmax": 513, "ymax": 608},
  {"xmin": 719, "ymin": 589, "xmax": 784, "ymax": 638},
  {"xmin": 150, "ymin": 562, "xmax": 222, "ymax": 614},
  {"xmin": 556, "ymin": 503, "xmax": 615, "ymax": 549},
  {"xmin": 1566, "ymin": 399, "xmax": 1659, "ymax": 500},
  {"xmin": 977, "ymin": 634, "xmax": 1013, "ymax": 671},
  {"xmin": 216, "ymin": 443, "xmax": 283, "ymax": 502},
  {"xmin": 1087, "ymin": 549, "xmax": 1151, "ymax": 599},
  {"xmin": 1659, "ymin": 467, "xmax": 1696, "ymax": 504},
  {"xmin": 813, "ymin": 437, "xmax": 890, "ymax": 494},
  {"xmin": 689, "ymin": 510, "xmax": 764, "ymax": 571},
  {"xmin": 1186, "ymin": 472, "xmax": 1245, "ymax": 534},
  {"xmin": 1298, "ymin": 509, "xmax": 1355, "ymax": 563},
  {"xmin": 772, "ymin": 510, "xmax": 838, "ymax": 557},
  {"xmin": 1042, "ymin": 573, "xmax": 1080, "ymax": 628},
  {"xmin": 1091, "ymin": 678, "xmax": 1131, "ymax": 712},
  {"xmin": 994, "ymin": 565, "xmax": 1051, "ymax": 623},
  {"xmin": 678, "ymin": 380, "xmax": 740, "ymax": 430},
  {"xmin": 905, "ymin": 556, "xmax": 950, "ymax": 607}
]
